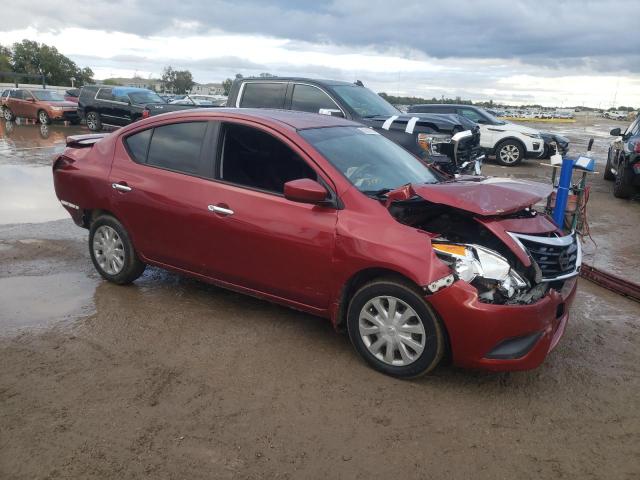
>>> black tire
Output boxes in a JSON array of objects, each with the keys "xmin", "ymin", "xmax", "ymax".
[
  {"xmin": 604, "ymin": 149, "xmax": 616, "ymax": 181},
  {"xmin": 613, "ymin": 158, "xmax": 635, "ymax": 199},
  {"xmin": 3, "ymin": 107, "xmax": 14, "ymax": 121},
  {"xmin": 89, "ymin": 215, "xmax": 146, "ymax": 284},
  {"xmin": 37, "ymin": 110, "xmax": 50, "ymax": 125},
  {"xmin": 85, "ymin": 111, "xmax": 102, "ymax": 131},
  {"xmin": 495, "ymin": 139, "xmax": 524, "ymax": 166},
  {"xmin": 347, "ymin": 278, "xmax": 445, "ymax": 378}
]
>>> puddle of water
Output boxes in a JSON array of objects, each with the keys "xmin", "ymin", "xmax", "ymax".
[
  {"xmin": 0, "ymin": 272, "xmax": 97, "ymax": 336},
  {"xmin": 0, "ymin": 120, "xmax": 87, "ymax": 225}
]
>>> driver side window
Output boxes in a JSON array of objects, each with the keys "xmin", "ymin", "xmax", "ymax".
[
  {"xmin": 217, "ymin": 123, "xmax": 317, "ymax": 194},
  {"xmin": 459, "ymin": 108, "xmax": 484, "ymax": 123}
]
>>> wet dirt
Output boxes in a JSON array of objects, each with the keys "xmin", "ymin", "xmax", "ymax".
[{"xmin": 0, "ymin": 117, "xmax": 639, "ymax": 479}]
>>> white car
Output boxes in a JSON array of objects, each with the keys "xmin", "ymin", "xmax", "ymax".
[{"xmin": 406, "ymin": 104, "xmax": 545, "ymax": 166}]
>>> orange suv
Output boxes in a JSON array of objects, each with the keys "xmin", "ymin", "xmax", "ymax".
[{"xmin": 2, "ymin": 88, "xmax": 79, "ymax": 125}]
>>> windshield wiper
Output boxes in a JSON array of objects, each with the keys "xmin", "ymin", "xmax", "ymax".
[{"xmin": 362, "ymin": 188, "xmax": 392, "ymax": 198}]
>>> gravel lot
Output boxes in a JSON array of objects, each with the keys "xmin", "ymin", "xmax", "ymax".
[{"xmin": 0, "ymin": 116, "xmax": 639, "ymax": 479}]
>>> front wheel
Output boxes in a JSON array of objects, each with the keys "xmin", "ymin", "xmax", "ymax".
[
  {"xmin": 603, "ymin": 149, "xmax": 615, "ymax": 181},
  {"xmin": 613, "ymin": 158, "xmax": 635, "ymax": 199},
  {"xmin": 3, "ymin": 107, "xmax": 14, "ymax": 121},
  {"xmin": 495, "ymin": 140, "xmax": 524, "ymax": 166},
  {"xmin": 38, "ymin": 110, "xmax": 50, "ymax": 125},
  {"xmin": 89, "ymin": 215, "xmax": 146, "ymax": 284},
  {"xmin": 347, "ymin": 279, "xmax": 445, "ymax": 378}
]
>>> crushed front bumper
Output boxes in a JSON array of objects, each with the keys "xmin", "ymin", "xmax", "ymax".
[{"xmin": 427, "ymin": 277, "xmax": 577, "ymax": 371}]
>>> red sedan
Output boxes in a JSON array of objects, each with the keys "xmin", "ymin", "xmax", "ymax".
[{"xmin": 52, "ymin": 109, "xmax": 579, "ymax": 377}]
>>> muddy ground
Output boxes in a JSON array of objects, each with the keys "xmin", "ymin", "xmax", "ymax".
[{"xmin": 0, "ymin": 117, "xmax": 639, "ymax": 479}]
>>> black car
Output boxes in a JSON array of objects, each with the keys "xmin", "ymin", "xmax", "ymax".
[
  {"xmin": 226, "ymin": 77, "xmax": 482, "ymax": 175},
  {"xmin": 604, "ymin": 115, "xmax": 640, "ymax": 198},
  {"xmin": 77, "ymin": 86, "xmax": 199, "ymax": 131}
]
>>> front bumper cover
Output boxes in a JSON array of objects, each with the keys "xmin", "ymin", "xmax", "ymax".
[{"xmin": 427, "ymin": 277, "xmax": 577, "ymax": 371}]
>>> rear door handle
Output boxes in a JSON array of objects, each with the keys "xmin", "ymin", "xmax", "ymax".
[
  {"xmin": 112, "ymin": 182, "xmax": 132, "ymax": 192},
  {"xmin": 208, "ymin": 205, "xmax": 234, "ymax": 216}
]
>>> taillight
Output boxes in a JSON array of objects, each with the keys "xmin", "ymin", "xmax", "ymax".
[
  {"xmin": 634, "ymin": 141, "xmax": 640, "ymax": 154},
  {"xmin": 142, "ymin": 109, "xmax": 150, "ymax": 119}
]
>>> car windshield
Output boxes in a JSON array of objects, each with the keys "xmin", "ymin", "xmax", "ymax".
[
  {"xmin": 31, "ymin": 90, "xmax": 65, "ymax": 101},
  {"xmin": 332, "ymin": 85, "xmax": 399, "ymax": 118},
  {"xmin": 300, "ymin": 126, "xmax": 439, "ymax": 194},
  {"xmin": 128, "ymin": 91, "xmax": 165, "ymax": 104},
  {"xmin": 478, "ymin": 108, "xmax": 506, "ymax": 125}
]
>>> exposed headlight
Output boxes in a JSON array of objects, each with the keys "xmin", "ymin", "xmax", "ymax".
[
  {"xmin": 432, "ymin": 242, "xmax": 527, "ymax": 298},
  {"xmin": 522, "ymin": 132, "xmax": 541, "ymax": 139},
  {"xmin": 417, "ymin": 133, "xmax": 452, "ymax": 154},
  {"xmin": 50, "ymin": 106, "xmax": 63, "ymax": 111}
]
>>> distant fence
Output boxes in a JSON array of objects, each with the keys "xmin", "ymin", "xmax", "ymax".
[{"xmin": 0, "ymin": 82, "xmax": 70, "ymax": 95}]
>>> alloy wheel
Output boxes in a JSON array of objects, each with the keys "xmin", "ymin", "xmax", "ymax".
[
  {"xmin": 3, "ymin": 108, "xmax": 11, "ymax": 121},
  {"xmin": 38, "ymin": 111, "xmax": 48, "ymax": 124},
  {"xmin": 358, "ymin": 296, "xmax": 426, "ymax": 366},
  {"xmin": 86, "ymin": 113, "xmax": 97, "ymax": 130},
  {"xmin": 92, "ymin": 225, "xmax": 125, "ymax": 275},
  {"xmin": 499, "ymin": 144, "xmax": 521, "ymax": 164}
]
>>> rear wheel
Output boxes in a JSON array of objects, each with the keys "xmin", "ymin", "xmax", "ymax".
[
  {"xmin": 85, "ymin": 111, "xmax": 102, "ymax": 131},
  {"xmin": 495, "ymin": 139, "xmax": 524, "ymax": 166},
  {"xmin": 604, "ymin": 149, "xmax": 615, "ymax": 181},
  {"xmin": 613, "ymin": 158, "xmax": 635, "ymax": 199},
  {"xmin": 38, "ymin": 110, "xmax": 50, "ymax": 125},
  {"xmin": 347, "ymin": 278, "xmax": 444, "ymax": 378},
  {"xmin": 3, "ymin": 107, "xmax": 14, "ymax": 121},
  {"xmin": 89, "ymin": 215, "xmax": 145, "ymax": 284}
]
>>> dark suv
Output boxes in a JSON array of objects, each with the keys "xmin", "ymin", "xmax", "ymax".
[
  {"xmin": 604, "ymin": 115, "xmax": 640, "ymax": 198},
  {"xmin": 226, "ymin": 77, "xmax": 482, "ymax": 174},
  {"xmin": 77, "ymin": 85, "xmax": 198, "ymax": 131}
]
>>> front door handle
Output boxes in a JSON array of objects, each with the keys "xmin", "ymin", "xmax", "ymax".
[
  {"xmin": 208, "ymin": 205, "xmax": 234, "ymax": 216},
  {"xmin": 112, "ymin": 182, "xmax": 132, "ymax": 192}
]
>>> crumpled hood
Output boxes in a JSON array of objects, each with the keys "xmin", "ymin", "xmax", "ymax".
[{"xmin": 386, "ymin": 177, "xmax": 553, "ymax": 216}]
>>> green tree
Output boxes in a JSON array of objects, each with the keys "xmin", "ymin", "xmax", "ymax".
[
  {"xmin": 10, "ymin": 39, "xmax": 93, "ymax": 86},
  {"xmin": 161, "ymin": 66, "xmax": 194, "ymax": 94},
  {"xmin": 222, "ymin": 78, "xmax": 233, "ymax": 96},
  {"xmin": 0, "ymin": 44, "xmax": 12, "ymax": 82}
]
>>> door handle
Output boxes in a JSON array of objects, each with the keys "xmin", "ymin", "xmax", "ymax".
[
  {"xmin": 112, "ymin": 182, "xmax": 132, "ymax": 192},
  {"xmin": 208, "ymin": 205, "xmax": 234, "ymax": 216}
]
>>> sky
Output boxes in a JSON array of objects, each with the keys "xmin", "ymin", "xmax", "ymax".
[{"xmin": 1, "ymin": 0, "xmax": 639, "ymax": 107}]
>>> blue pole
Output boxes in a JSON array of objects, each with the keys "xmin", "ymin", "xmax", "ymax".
[{"xmin": 553, "ymin": 157, "xmax": 573, "ymax": 228}]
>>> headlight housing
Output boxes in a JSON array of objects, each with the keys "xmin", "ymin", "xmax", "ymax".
[
  {"xmin": 50, "ymin": 106, "xmax": 63, "ymax": 111},
  {"xmin": 432, "ymin": 242, "xmax": 527, "ymax": 299},
  {"xmin": 417, "ymin": 133, "xmax": 452, "ymax": 154},
  {"xmin": 522, "ymin": 132, "xmax": 541, "ymax": 139}
]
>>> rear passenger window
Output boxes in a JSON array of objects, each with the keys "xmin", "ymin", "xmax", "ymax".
[
  {"xmin": 218, "ymin": 123, "xmax": 316, "ymax": 193},
  {"xmin": 124, "ymin": 129, "xmax": 152, "ymax": 163},
  {"xmin": 96, "ymin": 88, "xmax": 114, "ymax": 101},
  {"xmin": 239, "ymin": 83, "xmax": 287, "ymax": 109},
  {"xmin": 147, "ymin": 122, "xmax": 208, "ymax": 175},
  {"xmin": 291, "ymin": 84, "xmax": 338, "ymax": 113}
]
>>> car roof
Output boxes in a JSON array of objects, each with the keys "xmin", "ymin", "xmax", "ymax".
[
  {"xmin": 411, "ymin": 104, "xmax": 476, "ymax": 109},
  {"xmin": 147, "ymin": 108, "xmax": 360, "ymax": 131},
  {"xmin": 239, "ymin": 77, "xmax": 355, "ymax": 87}
]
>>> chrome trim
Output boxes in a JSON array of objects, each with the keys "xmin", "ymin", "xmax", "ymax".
[
  {"xmin": 507, "ymin": 231, "xmax": 581, "ymax": 282},
  {"xmin": 60, "ymin": 200, "xmax": 79, "ymax": 210},
  {"xmin": 208, "ymin": 205, "xmax": 234, "ymax": 216}
]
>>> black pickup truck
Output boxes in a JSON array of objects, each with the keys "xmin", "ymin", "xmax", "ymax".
[
  {"xmin": 77, "ymin": 86, "xmax": 199, "ymax": 131},
  {"xmin": 226, "ymin": 77, "xmax": 482, "ymax": 175}
]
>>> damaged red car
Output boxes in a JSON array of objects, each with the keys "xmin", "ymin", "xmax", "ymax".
[{"xmin": 52, "ymin": 109, "xmax": 580, "ymax": 378}]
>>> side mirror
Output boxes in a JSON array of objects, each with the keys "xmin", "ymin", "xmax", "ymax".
[
  {"xmin": 610, "ymin": 127, "xmax": 621, "ymax": 136},
  {"xmin": 318, "ymin": 108, "xmax": 344, "ymax": 118},
  {"xmin": 284, "ymin": 178, "xmax": 328, "ymax": 204}
]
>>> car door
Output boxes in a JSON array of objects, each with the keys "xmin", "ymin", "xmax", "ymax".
[
  {"xmin": 204, "ymin": 120, "xmax": 338, "ymax": 309},
  {"xmin": 111, "ymin": 91, "xmax": 133, "ymax": 126},
  {"xmin": 95, "ymin": 88, "xmax": 119, "ymax": 125},
  {"xmin": 457, "ymin": 107, "xmax": 494, "ymax": 148},
  {"xmin": 620, "ymin": 117, "xmax": 640, "ymax": 162},
  {"xmin": 108, "ymin": 119, "xmax": 219, "ymax": 274},
  {"xmin": 8, "ymin": 89, "xmax": 26, "ymax": 117}
]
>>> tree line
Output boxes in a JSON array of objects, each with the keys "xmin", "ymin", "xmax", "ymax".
[{"xmin": 0, "ymin": 40, "xmax": 94, "ymax": 87}]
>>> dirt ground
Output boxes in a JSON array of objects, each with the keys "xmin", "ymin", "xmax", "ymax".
[{"xmin": 0, "ymin": 117, "xmax": 639, "ymax": 479}]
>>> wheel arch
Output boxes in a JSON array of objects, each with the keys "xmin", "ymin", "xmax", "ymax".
[{"xmin": 494, "ymin": 136, "xmax": 527, "ymax": 156}]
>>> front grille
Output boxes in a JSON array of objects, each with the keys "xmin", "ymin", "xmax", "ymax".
[{"xmin": 510, "ymin": 233, "xmax": 580, "ymax": 281}]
